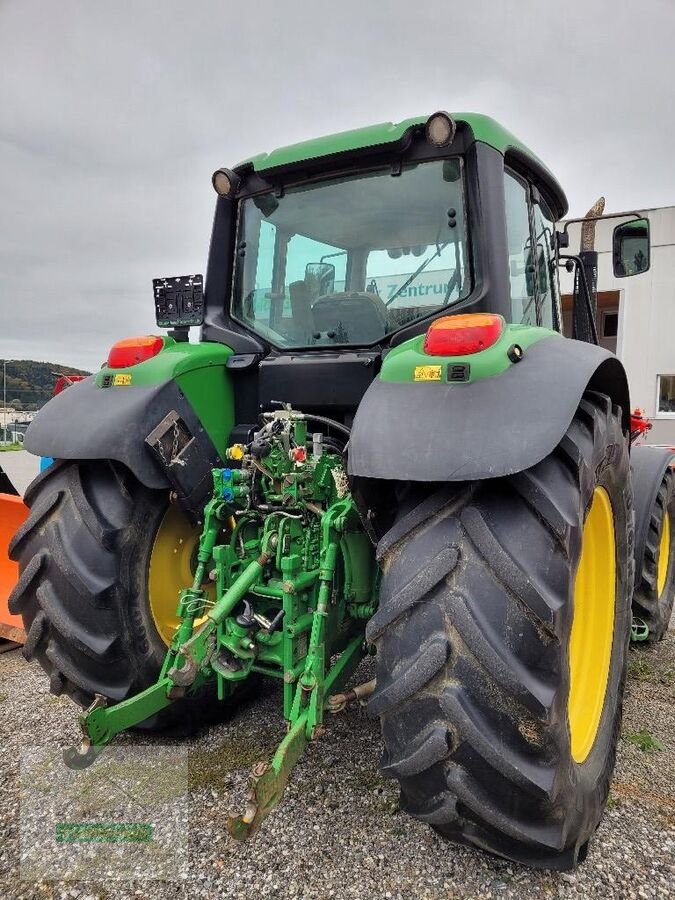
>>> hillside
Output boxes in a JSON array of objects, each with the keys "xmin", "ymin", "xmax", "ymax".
[{"xmin": 3, "ymin": 360, "xmax": 91, "ymax": 409}]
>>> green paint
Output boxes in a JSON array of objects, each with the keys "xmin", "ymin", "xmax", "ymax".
[
  {"xmin": 380, "ymin": 321, "xmax": 559, "ymax": 384},
  {"xmin": 81, "ymin": 678, "xmax": 176, "ymax": 747},
  {"xmin": 95, "ymin": 338, "xmax": 232, "ymax": 387},
  {"xmin": 95, "ymin": 338, "xmax": 235, "ymax": 459},
  {"xmin": 630, "ymin": 617, "xmax": 650, "ymax": 642},
  {"xmin": 237, "ymin": 112, "xmax": 562, "ymax": 201},
  {"xmin": 228, "ymin": 712, "xmax": 309, "ymax": 840},
  {"xmin": 176, "ymin": 366, "xmax": 234, "ymax": 460},
  {"xmin": 240, "ymin": 117, "xmax": 424, "ymax": 171}
]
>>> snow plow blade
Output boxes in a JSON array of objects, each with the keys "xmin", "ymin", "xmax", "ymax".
[{"xmin": 0, "ymin": 466, "xmax": 27, "ymax": 644}]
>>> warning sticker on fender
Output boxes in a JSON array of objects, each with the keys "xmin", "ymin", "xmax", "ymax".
[{"xmin": 413, "ymin": 365, "xmax": 442, "ymax": 382}]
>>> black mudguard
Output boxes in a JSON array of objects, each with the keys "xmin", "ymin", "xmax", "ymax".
[
  {"xmin": 24, "ymin": 376, "xmax": 221, "ymax": 517},
  {"xmin": 348, "ymin": 336, "xmax": 629, "ymax": 482},
  {"xmin": 631, "ymin": 444, "xmax": 675, "ymax": 587}
]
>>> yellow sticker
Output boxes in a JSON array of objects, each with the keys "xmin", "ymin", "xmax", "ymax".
[
  {"xmin": 113, "ymin": 373, "xmax": 132, "ymax": 386},
  {"xmin": 413, "ymin": 365, "xmax": 443, "ymax": 382}
]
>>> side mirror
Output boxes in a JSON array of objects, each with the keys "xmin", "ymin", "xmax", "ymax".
[
  {"xmin": 305, "ymin": 262, "xmax": 335, "ymax": 298},
  {"xmin": 613, "ymin": 218, "xmax": 650, "ymax": 278}
]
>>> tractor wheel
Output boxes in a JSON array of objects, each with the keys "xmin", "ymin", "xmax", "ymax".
[
  {"xmin": 632, "ymin": 468, "xmax": 675, "ymax": 641},
  {"xmin": 8, "ymin": 459, "xmax": 234, "ymax": 732},
  {"xmin": 367, "ymin": 391, "xmax": 633, "ymax": 869}
]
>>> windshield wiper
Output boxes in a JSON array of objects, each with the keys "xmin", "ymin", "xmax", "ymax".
[{"xmin": 384, "ymin": 242, "xmax": 449, "ymax": 307}]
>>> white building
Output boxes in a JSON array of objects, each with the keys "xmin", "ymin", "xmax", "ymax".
[{"xmin": 560, "ymin": 206, "xmax": 675, "ymax": 446}]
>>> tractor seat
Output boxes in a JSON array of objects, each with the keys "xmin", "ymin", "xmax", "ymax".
[{"xmin": 311, "ymin": 292, "xmax": 388, "ymax": 343}]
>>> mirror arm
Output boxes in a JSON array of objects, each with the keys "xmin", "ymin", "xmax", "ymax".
[{"xmin": 560, "ymin": 210, "xmax": 644, "ymax": 239}]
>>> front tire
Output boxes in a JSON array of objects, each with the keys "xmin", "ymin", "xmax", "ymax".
[
  {"xmin": 367, "ymin": 392, "xmax": 633, "ymax": 869},
  {"xmin": 9, "ymin": 460, "xmax": 228, "ymax": 731}
]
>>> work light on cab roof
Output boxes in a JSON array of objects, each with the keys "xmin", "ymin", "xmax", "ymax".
[
  {"xmin": 212, "ymin": 167, "xmax": 240, "ymax": 197},
  {"xmin": 425, "ymin": 111, "xmax": 456, "ymax": 147}
]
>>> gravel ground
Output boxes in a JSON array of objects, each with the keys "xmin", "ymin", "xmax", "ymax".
[{"xmin": 1, "ymin": 634, "xmax": 674, "ymax": 900}]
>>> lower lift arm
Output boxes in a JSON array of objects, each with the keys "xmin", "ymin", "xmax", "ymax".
[{"xmin": 64, "ymin": 548, "xmax": 269, "ymax": 769}]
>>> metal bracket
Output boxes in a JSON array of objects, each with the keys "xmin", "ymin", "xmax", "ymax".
[
  {"xmin": 631, "ymin": 616, "xmax": 650, "ymax": 642},
  {"xmin": 227, "ymin": 712, "xmax": 309, "ymax": 840}
]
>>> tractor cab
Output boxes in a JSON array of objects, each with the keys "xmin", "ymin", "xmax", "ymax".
[{"xmin": 194, "ymin": 113, "xmax": 570, "ymax": 423}]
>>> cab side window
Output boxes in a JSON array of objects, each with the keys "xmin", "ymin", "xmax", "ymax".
[
  {"xmin": 504, "ymin": 170, "xmax": 560, "ymax": 329},
  {"xmin": 504, "ymin": 172, "xmax": 536, "ymax": 325},
  {"xmin": 532, "ymin": 196, "xmax": 559, "ymax": 329}
]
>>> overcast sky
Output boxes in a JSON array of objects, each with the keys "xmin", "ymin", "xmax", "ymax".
[{"xmin": 2, "ymin": 0, "xmax": 675, "ymax": 371}]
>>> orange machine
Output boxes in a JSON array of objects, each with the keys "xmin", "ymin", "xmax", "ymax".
[{"xmin": 0, "ymin": 481, "xmax": 28, "ymax": 643}]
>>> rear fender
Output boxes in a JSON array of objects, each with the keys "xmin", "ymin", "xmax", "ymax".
[
  {"xmin": 631, "ymin": 444, "xmax": 675, "ymax": 587},
  {"xmin": 24, "ymin": 341, "xmax": 235, "ymax": 518},
  {"xmin": 348, "ymin": 335, "xmax": 630, "ymax": 483}
]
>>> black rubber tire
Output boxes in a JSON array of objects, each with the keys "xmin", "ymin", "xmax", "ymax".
[
  {"xmin": 367, "ymin": 392, "xmax": 633, "ymax": 869},
  {"xmin": 8, "ymin": 459, "xmax": 234, "ymax": 733},
  {"xmin": 632, "ymin": 468, "xmax": 675, "ymax": 642}
]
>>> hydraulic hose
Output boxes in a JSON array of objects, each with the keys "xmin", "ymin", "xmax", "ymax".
[{"xmin": 303, "ymin": 414, "xmax": 351, "ymax": 442}]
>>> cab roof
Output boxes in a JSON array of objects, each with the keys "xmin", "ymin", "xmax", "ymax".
[{"xmin": 236, "ymin": 113, "xmax": 568, "ymax": 218}]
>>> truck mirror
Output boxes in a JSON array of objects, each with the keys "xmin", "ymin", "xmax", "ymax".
[
  {"xmin": 613, "ymin": 218, "xmax": 650, "ymax": 278},
  {"xmin": 305, "ymin": 263, "xmax": 335, "ymax": 298}
]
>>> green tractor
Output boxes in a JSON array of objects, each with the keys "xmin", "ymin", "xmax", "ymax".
[{"xmin": 8, "ymin": 112, "xmax": 675, "ymax": 869}]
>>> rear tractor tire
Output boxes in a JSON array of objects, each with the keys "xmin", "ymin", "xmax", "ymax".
[
  {"xmin": 632, "ymin": 467, "xmax": 675, "ymax": 642},
  {"xmin": 9, "ymin": 459, "xmax": 234, "ymax": 732},
  {"xmin": 367, "ymin": 392, "xmax": 633, "ymax": 869}
]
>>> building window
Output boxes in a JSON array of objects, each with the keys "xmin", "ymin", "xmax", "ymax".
[
  {"xmin": 657, "ymin": 375, "xmax": 675, "ymax": 415},
  {"xmin": 602, "ymin": 311, "xmax": 618, "ymax": 338}
]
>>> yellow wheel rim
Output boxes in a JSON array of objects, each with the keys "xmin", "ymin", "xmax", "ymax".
[
  {"xmin": 657, "ymin": 509, "xmax": 671, "ymax": 598},
  {"xmin": 147, "ymin": 504, "xmax": 214, "ymax": 646},
  {"xmin": 568, "ymin": 487, "xmax": 616, "ymax": 764}
]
